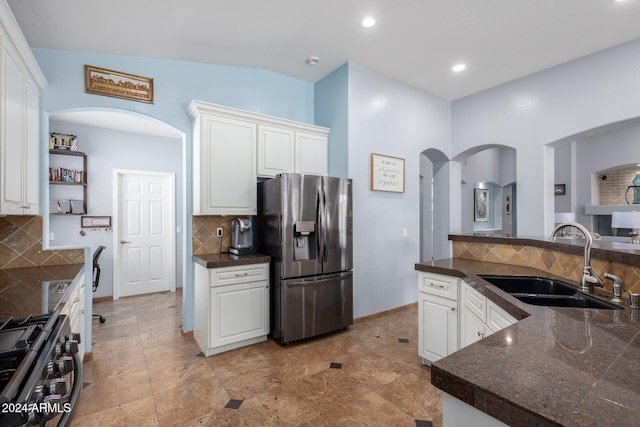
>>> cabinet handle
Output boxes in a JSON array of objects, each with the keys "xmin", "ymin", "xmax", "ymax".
[
  {"xmin": 73, "ymin": 298, "xmax": 79, "ymax": 303},
  {"xmin": 234, "ymin": 272, "xmax": 249, "ymax": 277},
  {"xmin": 477, "ymin": 331, "xmax": 484, "ymax": 338},
  {"xmin": 430, "ymin": 283, "xmax": 446, "ymax": 289},
  {"xmin": 451, "ymin": 307, "xmax": 456, "ymax": 312}
]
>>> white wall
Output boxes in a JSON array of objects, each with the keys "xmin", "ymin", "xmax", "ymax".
[
  {"xmin": 347, "ymin": 63, "xmax": 450, "ymax": 317},
  {"xmin": 452, "ymin": 38, "xmax": 640, "ymax": 236}
]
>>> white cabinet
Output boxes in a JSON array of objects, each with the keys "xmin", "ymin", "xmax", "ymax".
[
  {"xmin": 194, "ymin": 262, "xmax": 269, "ymax": 356},
  {"xmin": 190, "ymin": 108, "xmax": 257, "ymax": 215},
  {"xmin": 59, "ymin": 272, "xmax": 86, "ymax": 361},
  {"xmin": 418, "ymin": 271, "xmax": 518, "ymax": 364},
  {"xmin": 0, "ymin": 37, "xmax": 39, "ymax": 214},
  {"xmin": 257, "ymin": 124, "xmax": 295, "ymax": 177},
  {"xmin": 295, "ymin": 131, "xmax": 327, "ymax": 176},
  {"xmin": 460, "ymin": 282, "xmax": 517, "ymax": 349},
  {"xmin": 257, "ymin": 127, "xmax": 327, "ymax": 178},
  {"xmin": 188, "ymin": 101, "xmax": 330, "ymax": 202},
  {"xmin": 418, "ymin": 272, "xmax": 459, "ymax": 364}
]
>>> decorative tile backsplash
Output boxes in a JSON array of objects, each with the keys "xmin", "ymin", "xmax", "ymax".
[
  {"xmin": 192, "ymin": 215, "xmax": 243, "ymax": 255},
  {"xmin": 453, "ymin": 241, "xmax": 640, "ymax": 294},
  {"xmin": 0, "ymin": 216, "xmax": 84, "ymax": 269}
]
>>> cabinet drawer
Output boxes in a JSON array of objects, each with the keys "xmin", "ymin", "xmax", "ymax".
[
  {"xmin": 419, "ymin": 272, "xmax": 459, "ymax": 300},
  {"xmin": 211, "ymin": 263, "xmax": 268, "ymax": 286},
  {"xmin": 462, "ymin": 283, "xmax": 487, "ymax": 323}
]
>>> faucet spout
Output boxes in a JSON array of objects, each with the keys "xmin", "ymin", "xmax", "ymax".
[{"xmin": 550, "ymin": 222, "xmax": 604, "ymax": 292}]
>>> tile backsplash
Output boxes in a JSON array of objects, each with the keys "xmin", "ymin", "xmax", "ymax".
[
  {"xmin": 453, "ymin": 241, "xmax": 640, "ymax": 294},
  {"xmin": 192, "ymin": 215, "xmax": 243, "ymax": 255},
  {"xmin": 0, "ymin": 216, "xmax": 84, "ymax": 269}
]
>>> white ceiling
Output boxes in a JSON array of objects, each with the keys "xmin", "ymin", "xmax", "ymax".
[{"xmin": 8, "ymin": 0, "xmax": 640, "ymax": 101}]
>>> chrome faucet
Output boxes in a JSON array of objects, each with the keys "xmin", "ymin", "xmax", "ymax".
[{"xmin": 550, "ymin": 222, "xmax": 604, "ymax": 292}]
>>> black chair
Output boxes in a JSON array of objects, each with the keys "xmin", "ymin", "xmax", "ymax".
[{"xmin": 92, "ymin": 245, "xmax": 107, "ymax": 323}]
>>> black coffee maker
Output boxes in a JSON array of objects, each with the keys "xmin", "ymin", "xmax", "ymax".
[{"xmin": 230, "ymin": 218, "xmax": 255, "ymax": 255}]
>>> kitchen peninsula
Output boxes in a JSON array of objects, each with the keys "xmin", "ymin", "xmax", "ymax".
[{"xmin": 416, "ymin": 234, "xmax": 640, "ymax": 426}]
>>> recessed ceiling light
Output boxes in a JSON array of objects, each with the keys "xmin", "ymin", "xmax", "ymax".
[
  {"xmin": 306, "ymin": 56, "xmax": 319, "ymax": 65},
  {"xmin": 361, "ymin": 17, "xmax": 376, "ymax": 28},
  {"xmin": 452, "ymin": 63, "xmax": 466, "ymax": 73}
]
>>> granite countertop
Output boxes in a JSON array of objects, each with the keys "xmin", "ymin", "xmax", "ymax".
[
  {"xmin": 416, "ymin": 258, "xmax": 640, "ymax": 426},
  {"xmin": 0, "ymin": 264, "xmax": 85, "ymax": 320},
  {"xmin": 192, "ymin": 252, "xmax": 271, "ymax": 269}
]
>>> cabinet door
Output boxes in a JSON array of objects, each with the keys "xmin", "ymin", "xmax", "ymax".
[
  {"xmin": 257, "ymin": 125, "xmax": 294, "ymax": 177},
  {"xmin": 295, "ymin": 131, "xmax": 327, "ymax": 176},
  {"xmin": 419, "ymin": 292, "xmax": 458, "ymax": 363},
  {"xmin": 209, "ymin": 281, "xmax": 269, "ymax": 347},
  {"xmin": 460, "ymin": 307, "xmax": 489, "ymax": 349},
  {"xmin": 23, "ymin": 78, "xmax": 39, "ymax": 212},
  {"xmin": 199, "ymin": 115, "xmax": 257, "ymax": 215},
  {"xmin": 1, "ymin": 41, "xmax": 24, "ymax": 214}
]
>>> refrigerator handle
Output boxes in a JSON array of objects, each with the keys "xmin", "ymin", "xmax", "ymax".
[
  {"xmin": 322, "ymin": 178, "xmax": 328, "ymax": 263},
  {"xmin": 316, "ymin": 185, "xmax": 324, "ymax": 264}
]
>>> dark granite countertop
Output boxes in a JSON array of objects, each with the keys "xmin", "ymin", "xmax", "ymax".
[
  {"xmin": 192, "ymin": 252, "xmax": 271, "ymax": 269},
  {"xmin": 0, "ymin": 264, "xmax": 85, "ymax": 320},
  {"xmin": 415, "ymin": 258, "xmax": 640, "ymax": 426}
]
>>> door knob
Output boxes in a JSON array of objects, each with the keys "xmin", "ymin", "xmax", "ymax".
[{"xmin": 120, "ymin": 240, "xmax": 131, "ymax": 244}]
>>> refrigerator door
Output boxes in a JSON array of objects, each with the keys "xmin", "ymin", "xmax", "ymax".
[
  {"xmin": 277, "ymin": 271, "xmax": 353, "ymax": 344},
  {"xmin": 321, "ymin": 176, "xmax": 353, "ymax": 274},
  {"xmin": 280, "ymin": 174, "xmax": 324, "ymax": 279}
]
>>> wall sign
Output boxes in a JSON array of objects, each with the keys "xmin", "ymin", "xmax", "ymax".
[
  {"xmin": 370, "ymin": 153, "xmax": 405, "ymax": 193},
  {"xmin": 85, "ymin": 65, "xmax": 154, "ymax": 103}
]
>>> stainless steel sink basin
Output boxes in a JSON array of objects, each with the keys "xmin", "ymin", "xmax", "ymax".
[{"xmin": 478, "ymin": 275, "xmax": 622, "ymax": 310}]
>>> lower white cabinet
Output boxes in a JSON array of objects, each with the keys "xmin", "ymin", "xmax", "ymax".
[
  {"xmin": 194, "ymin": 262, "xmax": 269, "ymax": 356},
  {"xmin": 59, "ymin": 272, "xmax": 86, "ymax": 361},
  {"xmin": 418, "ymin": 272, "xmax": 460, "ymax": 364},
  {"xmin": 418, "ymin": 271, "xmax": 518, "ymax": 365}
]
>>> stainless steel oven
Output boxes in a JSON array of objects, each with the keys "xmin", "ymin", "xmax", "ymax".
[{"xmin": 0, "ymin": 312, "xmax": 82, "ymax": 427}]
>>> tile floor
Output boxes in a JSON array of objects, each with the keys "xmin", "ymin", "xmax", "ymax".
[{"xmin": 71, "ymin": 291, "xmax": 442, "ymax": 426}]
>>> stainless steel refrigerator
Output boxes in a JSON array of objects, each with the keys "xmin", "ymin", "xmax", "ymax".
[{"xmin": 256, "ymin": 173, "xmax": 353, "ymax": 344}]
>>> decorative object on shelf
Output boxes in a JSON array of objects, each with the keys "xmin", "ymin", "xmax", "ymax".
[
  {"xmin": 370, "ymin": 153, "xmax": 405, "ymax": 193},
  {"xmin": 612, "ymin": 211, "xmax": 640, "ymax": 244},
  {"xmin": 81, "ymin": 216, "xmax": 112, "ymax": 229},
  {"xmin": 85, "ymin": 65, "xmax": 154, "ymax": 103},
  {"xmin": 625, "ymin": 172, "xmax": 640, "ymax": 204},
  {"xmin": 49, "ymin": 132, "xmax": 78, "ymax": 151},
  {"xmin": 474, "ymin": 188, "xmax": 489, "ymax": 222},
  {"xmin": 554, "ymin": 184, "xmax": 566, "ymax": 196}
]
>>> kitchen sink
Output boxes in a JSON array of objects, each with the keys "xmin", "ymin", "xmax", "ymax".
[{"xmin": 478, "ymin": 275, "xmax": 622, "ymax": 310}]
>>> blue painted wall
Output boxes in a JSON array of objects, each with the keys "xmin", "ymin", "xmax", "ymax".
[{"xmin": 315, "ymin": 63, "xmax": 349, "ymax": 178}]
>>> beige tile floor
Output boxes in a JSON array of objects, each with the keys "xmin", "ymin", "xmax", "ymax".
[{"xmin": 71, "ymin": 291, "xmax": 442, "ymax": 427}]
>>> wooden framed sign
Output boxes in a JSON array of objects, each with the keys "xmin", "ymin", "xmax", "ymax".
[
  {"xmin": 370, "ymin": 153, "xmax": 405, "ymax": 192},
  {"xmin": 85, "ymin": 65, "xmax": 154, "ymax": 103}
]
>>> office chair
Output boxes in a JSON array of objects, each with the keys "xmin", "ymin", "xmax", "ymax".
[{"xmin": 92, "ymin": 245, "xmax": 107, "ymax": 323}]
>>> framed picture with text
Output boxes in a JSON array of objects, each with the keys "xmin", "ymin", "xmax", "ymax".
[{"xmin": 370, "ymin": 153, "xmax": 405, "ymax": 193}]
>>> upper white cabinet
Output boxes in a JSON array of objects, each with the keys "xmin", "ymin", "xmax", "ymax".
[
  {"xmin": 0, "ymin": 5, "xmax": 47, "ymax": 215},
  {"xmin": 189, "ymin": 105, "xmax": 257, "ymax": 215},
  {"xmin": 257, "ymin": 124, "xmax": 295, "ymax": 177},
  {"xmin": 188, "ymin": 102, "xmax": 329, "ymax": 214},
  {"xmin": 295, "ymin": 131, "xmax": 327, "ymax": 176},
  {"xmin": 258, "ymin": 125, "xmax": 327, "ymax": 177}
]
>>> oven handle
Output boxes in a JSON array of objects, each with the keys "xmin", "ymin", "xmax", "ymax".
[{"xmin": 57, "ymin": 352, "xmax": 83, "ymax": 427}]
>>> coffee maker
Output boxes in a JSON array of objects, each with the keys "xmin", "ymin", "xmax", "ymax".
[{"xmin": 230, "ymin": 218, "xmax": 255, "ymax": 255}]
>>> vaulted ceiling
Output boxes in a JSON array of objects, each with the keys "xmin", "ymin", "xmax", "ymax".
[{"xmin": 9, "ymin": 0, "xmax": 640, "ymax": 101}]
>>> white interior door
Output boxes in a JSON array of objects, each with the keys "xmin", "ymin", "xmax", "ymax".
[{"xmin": 114, "ymin": 170, "xmax": 175, "ymax": 299}]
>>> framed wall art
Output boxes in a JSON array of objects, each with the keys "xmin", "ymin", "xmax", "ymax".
[
  {"xmin": 474, "ymin": 188, "xmax": 489, "ymax": 222},
  {"xmin": 370, "ymin": 153, "xmax": 405, "ymax": 193},
  {"xmin": 85, "ymin": 65, "xmax": 154, "ymax": 103},
  {"xmin": 554, "ymin": 184, "xmax": 566, "ymax": 196}
]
